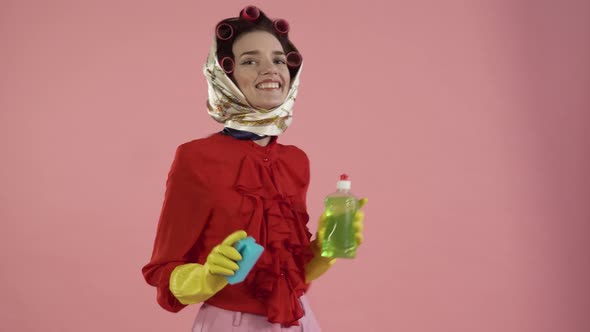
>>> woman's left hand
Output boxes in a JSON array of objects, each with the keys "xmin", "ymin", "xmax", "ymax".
[
  {"xmin": 352, "ymin": 198, "xmax": 367, "ymax": 246},
  {"xmin": 305, "ymin": 198, "xmax": 367, "ymax": 283}
]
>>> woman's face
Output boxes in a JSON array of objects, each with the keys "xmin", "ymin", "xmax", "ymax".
[{"xmin": 231, "ymin": 31, "xmax": 290, "ymax": 110}]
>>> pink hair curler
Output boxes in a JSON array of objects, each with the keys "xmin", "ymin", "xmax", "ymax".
[
  {"xmin": 219, "ymin": 56, "xmax": 235, "ymax": 74},
  {"xmin": 240, "ymin": 5, "xmax": 261, "ymax": 22},
  {"xmin": 273, "ymin": 19, "xmax": 290, "ymax": 35},
  {"xmin": 286, "ymin": 51, "xmax": 302, "ymax": 68},
  {"xmin": 216, "ymin": 22, "xmax": 234, "ymax": 41}
]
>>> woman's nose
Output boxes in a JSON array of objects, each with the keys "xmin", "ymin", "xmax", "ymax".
[{"xmin": 260, "ymin": 60, "xmax": 279, "ymax": 75}]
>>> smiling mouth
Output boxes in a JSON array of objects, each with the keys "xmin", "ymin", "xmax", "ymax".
[{"xmin": 256, "ymin": 82, "xmax": 281, "ymax": 90}]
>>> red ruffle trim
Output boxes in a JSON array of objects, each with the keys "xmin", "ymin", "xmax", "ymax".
[{"xmin": 234, "ymin": 155, "xmax": 314, "ymax": 327}]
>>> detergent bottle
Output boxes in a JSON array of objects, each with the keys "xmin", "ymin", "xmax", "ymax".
[{"xmin": 320, "ymin": 174, "xmax": 359, "ymax": 259}]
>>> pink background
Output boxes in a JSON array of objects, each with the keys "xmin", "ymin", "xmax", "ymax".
[{"xmin": 1, "ymin": 0, "xmax": 589, "ymax": 331}]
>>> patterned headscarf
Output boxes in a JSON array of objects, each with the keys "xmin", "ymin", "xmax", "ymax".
[{"xmin": 203, "ymin": 38, "xmax": 302, "ymax": 136}]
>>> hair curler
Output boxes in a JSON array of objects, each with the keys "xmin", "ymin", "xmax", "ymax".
[
  {"xmin": 219, "ymin": 56, "xmax": 235, "ymax": 74},
  {"xmin": 216, "ymin": 22, "xmax": 234, "ymax": 41},
  {"xmin": 273, "ymin": 19, "xmax": 290, "ymax": 35},
  {"xmin": 286, "ymin": 51, "xmax": 302, "ymax": 68},
  {"xmin": 240, "ymin": 5, "xmax": 261, "ymax": 22}
]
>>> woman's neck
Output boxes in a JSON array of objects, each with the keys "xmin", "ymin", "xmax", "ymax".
[{"xmin": 253, "ymin": 136, "xmax": 271, "ymax": 147}]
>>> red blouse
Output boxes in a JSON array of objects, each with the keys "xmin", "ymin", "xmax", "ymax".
[{"xmin": 142, "ymin": 132, "xmax": 314, "ymax": 326}]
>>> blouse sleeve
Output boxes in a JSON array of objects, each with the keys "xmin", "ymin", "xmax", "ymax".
[{"xmin": 141, "ymin": 144, "xmax": 210, "ymax": 312}]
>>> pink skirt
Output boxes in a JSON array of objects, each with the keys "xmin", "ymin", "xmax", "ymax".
[{"xmin": 191, "ymin": 295, "xmax": 321, "ymax": 332}]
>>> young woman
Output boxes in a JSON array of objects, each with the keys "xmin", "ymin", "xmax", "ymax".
[{"xmin": 142, "ymin": 6, "xmax": 366, "ymax": 331}]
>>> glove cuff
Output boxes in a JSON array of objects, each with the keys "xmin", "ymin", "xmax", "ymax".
[
  {"xmin": 305, "ymin": 240, "xmax": 337, "ymax": 283},
  {"xmin": 169, "ymin": 263, "xmax": 228, "ymax": 305}
]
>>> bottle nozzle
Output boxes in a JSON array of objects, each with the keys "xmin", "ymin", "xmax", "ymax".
[{"xmin": 337, "ymin": 173, "xmax": 352, "ymax": 190}]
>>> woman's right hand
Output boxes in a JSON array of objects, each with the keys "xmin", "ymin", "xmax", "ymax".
[
  {"xmin": 205, "ymin": 230, "xmax": 247, "ymax": 276},
  {"xmin": 169, "ymin": 230, "xmax": 248, "ymax": 305}
]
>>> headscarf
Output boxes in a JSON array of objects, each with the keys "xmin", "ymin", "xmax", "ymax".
[{"xmin": 203, "ymin": 39, "xmax": 302, "ymax": 136}]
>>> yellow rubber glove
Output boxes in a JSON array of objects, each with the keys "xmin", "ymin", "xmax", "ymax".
[
  {"xmin": 305, "ymin": 198, "xmax": 367, "ymax": 283},
  {"xmin": 169, "ymin": 230, "xmax": 247, "ymax": 305}
]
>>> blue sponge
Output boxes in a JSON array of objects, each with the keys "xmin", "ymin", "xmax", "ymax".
[{"xmin": 226, "ymin": 236, "xmax": 264, "ymax": 285}]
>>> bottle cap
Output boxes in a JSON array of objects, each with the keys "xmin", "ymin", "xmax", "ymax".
[{"xmin": 336, "ymin": 173, "xmax": 351, "ymax": 190}]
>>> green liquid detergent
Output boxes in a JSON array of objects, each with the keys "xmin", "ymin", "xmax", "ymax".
[{"xmin": 321, "ymin": 174, "xmax": 359, "ymax": 259}]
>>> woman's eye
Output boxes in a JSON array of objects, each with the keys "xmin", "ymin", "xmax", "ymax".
[
  {"xmin": 241, "ymin": 60, "xmax": 256, "ymax": 65},
  {"xmin": 275, "ymin": 59, "xmax": 287, "ymax": 65}
]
